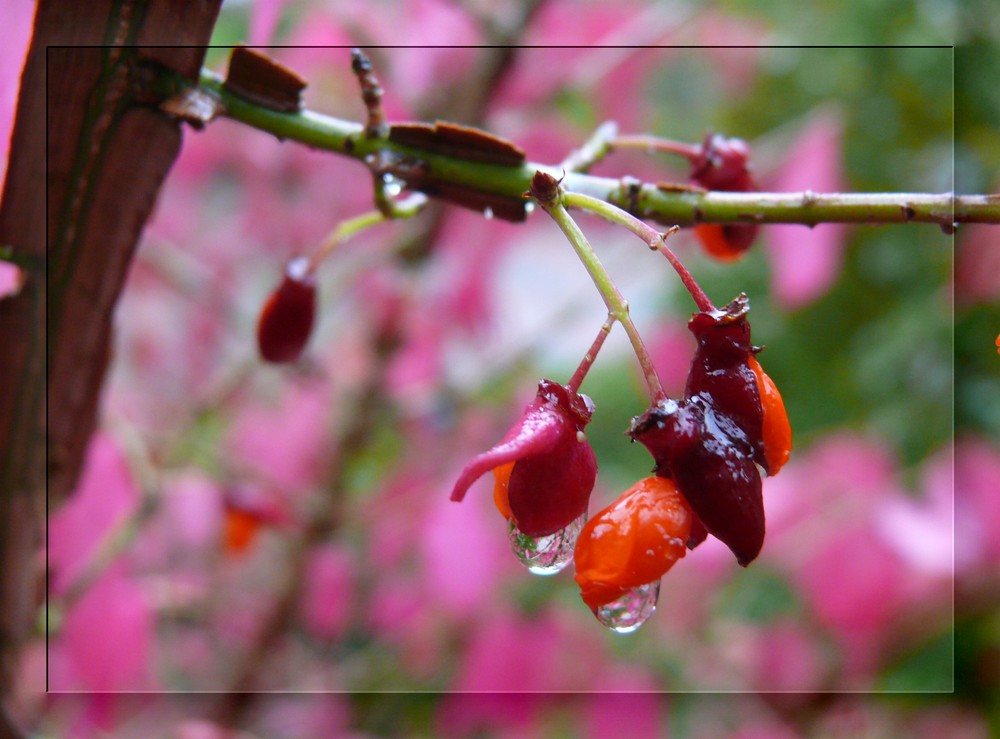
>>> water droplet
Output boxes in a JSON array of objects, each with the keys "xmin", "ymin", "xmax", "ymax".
[
  {"xmin": 381, "ymin": 174, "xmax": 403, "ymax": 197},
  {"xmin": 508, "ymin": 513, "xmax": 586, "ymax": 576},
  {"xmin": 524, "ymin": 202, "xmax": 536, "ymax": 214},
  {"xmin": 594, "ymin": 580, "xmax": 660, "ymax": 633},
  {"xmin": 483, "ymin": 206, "xmax": 494, "ymax": 219}
]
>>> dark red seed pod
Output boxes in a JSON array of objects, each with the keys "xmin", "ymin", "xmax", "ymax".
[
  {"xmin": 451, "ymin": 379, "xmax": 597, "ymax": 537},
  {"xmin": 684, "ymin": 295, "xmax": 766, "ymax": 466},
  {"xmin": 628, "ymin": 295, "xmax": 771, "ymax": 567},
  {"xmin": 686, "ymin": 511, "xmax": 709, "ymax": 550},
  {"xmin": 257, "ymin": 256, "xmax": 317, "ymax": 363},
  {"xmin": 690, "ymin": 133, "xmax": 758, "ymax": 260},
  {"xmin": 689, "ymin": 133, "xmax": 753, "ymax": 191}
]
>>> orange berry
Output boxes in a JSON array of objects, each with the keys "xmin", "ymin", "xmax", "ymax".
[
  {"xmin": 748, "ymin": 354, "xmax": 792, "ymax": 475},
  {"xmin": 574, "ymin": 476, "xmax": 692, "ymax": 611},
  {"xmin": 492, "ymin": 462, "xmax": 515, "ymax": 521},
  {"xmin": 694, "ymin": 224, "xmax": 749, "ymax": 261},
  {"xmin": 224, "ymin": 507, "xmax": 261, "ymax": 554}
]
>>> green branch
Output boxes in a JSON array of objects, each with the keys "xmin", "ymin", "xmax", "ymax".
[{"xmin": 190, "ymin": 70, "xmax": 998, "ymax": 229}]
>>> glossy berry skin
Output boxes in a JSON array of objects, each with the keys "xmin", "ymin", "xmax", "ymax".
[
  {"xmin": 749, "ymin": 354, "xmax": 792, "ymax": 475},
  {"xmin": 257, "ymin": 256, "xmax": 317, "ymax": 363},
  {"xmin": 629, "ymin": 294, "xmax": 789, "ymax": 566},
  {"xmin": 690, "ymin": 133, "xmax": 758, "ymax": 260},
  {"xmin": 574, "ymin": 476, "xmax": 692, "ymax": 611},
  {"xmin": 451, "ymin": 380, "xmax": 597, "ymax": 537},
  {"xmin": 694, "ymin": 223, "xmax": 758, "ymax": 262}
]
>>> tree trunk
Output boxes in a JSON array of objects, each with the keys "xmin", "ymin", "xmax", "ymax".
[{"xmin": 0, "ymin": 0, "xmax": 221, "ymax": 730}]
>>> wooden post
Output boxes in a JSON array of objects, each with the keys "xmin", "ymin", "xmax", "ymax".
[{"xmin": 0, "ymin": 1, "xmax": 222, "ymax": 730}]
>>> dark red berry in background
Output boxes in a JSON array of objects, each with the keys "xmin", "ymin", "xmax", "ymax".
[
  {"xmin": 690, "ymin": 133, "xmax": 758, "ymax": 260},
  {"xmin": 690, "ymin": 133, "xmax": 753, "ymax": 191},
  {"xmin": 694, "ymin": 223, "xmax": 758, "ymax": 262},
  {"xmin": 257, "ymin": 256, "xmax": 317, "ymax": 363}
]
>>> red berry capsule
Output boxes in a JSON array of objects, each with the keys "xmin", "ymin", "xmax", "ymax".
[
  {"xmin": 451, "ymin": 379, "xmax": 597, "ymax": 538},
  {"xmin": 629, "ymin": 295, "xmax": 789, "ymax": 567},
  {"xmin": 257, "ymin": 256, "xmax": 317, "ymax": 363},
  {"xmin": 690, "ymin": 133, "xmax": 758, "ymax": 260}
]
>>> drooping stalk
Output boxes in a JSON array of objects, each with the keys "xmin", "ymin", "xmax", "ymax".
[
  {"xmin": 564, "ymin": 191, "xmax": 715, "ymax": 313},
  {"xmin": 567, "ymin": 315, "xmax": 615, "ymax": 393},
  {"xmin": 306, "ymin": 194, "xmax": 425, "ymax": 273},
  {"xmin": 535, "ymin": 188, "xmax": 665, "ymax": 402}
]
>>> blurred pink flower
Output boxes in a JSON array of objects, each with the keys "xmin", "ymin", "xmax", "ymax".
[
  {"xmin": 437, "ymin": 211, "xmax": 519, "ymax": 335},
  {"xmin": 315, "ymin": 2, "xmax": 477, "ymax": 111},
  {"xmin": 760, "ymin": 432, "xmax": 900, "ymax": 566},
  {"xmin": 644, "ymin": 316, "xmax": 696, "ymax": 398},
  {"xmin": 176, "ymin": 719, "xmax": 259, "ymax": 739},
  {"xmin": 874, "ymin": 445, "xmax": 953, "ymax": 576},
  {"xmin": 226, "ymin": 375, "xmax": 334, "ymax": 492},
  {"xmin": 420, "ymin": 486, "xmax": 508, "ymax": 618},
  {"xmin": 451, "ymin": 607, "xmax": 601, "ymax": 692},
  {"xmin": 437, "ymin": 694, "xmax": 545, "ymax": 739},
  {"xmin": 49, "ymin": 433, "xmax": 140, "ymax": 595},
  {"xmin": 254, "ymin": 695, "xmax": 357, "ymax": 739},
  {"xmin": 386, "ymin": 314, "xmax": 445, "ymax": 402},
  {"xmin": 56, "ymin": 569, "xmax": 154, "ymax": 693},
  {"xmin": 795, "ymin": 523, "xmax": 911, "ymax": 680},
  {"xmin": 765, "ymin": 109, "xmax": 848, "ymax": 309},
  {"xmin": 247, "ymin": 0, "xmax": 287, "ymax": 45},
  {"xmin": 160, "ymin": 471, "xmax": 224, "ymax": 552},
  {"xmin": 750, "ymin": 619, "xmax": 826, "ymax": 692},
  {"xmin": 956, "ymin": 189, "xmax": 1000, "ymax": 307},
  {"xmin": 299, "ymin": 543, "xmax": 355, "ymax": 640},
  {"xmin": 752, "ymin": 433, "xmax": 952, "ymax": 683},
  {"xmin": 955, "ymin": 436, "xmax": 1000, "ymax": 567},
  {"xmin": 0, "ymin": 0, "xmax": 35, "ymax": 182},
  {"xmin": 0, "ymin": 261, "xmax": 24, "ymax": 299},
  {"xmin": 108, "ymin": 260, "xmax": 228, "ymax": 434},
  {"xmin": 581, "ymin": 668, "xmax": 663, "ymax": 739},
  {"xmin": 693, "ymin": 12, "xmax": 767, "ymax": 95}
]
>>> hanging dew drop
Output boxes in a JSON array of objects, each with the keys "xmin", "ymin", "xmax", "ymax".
[
  {"xmin": 381, "ymin": 174, "xmax": 403, "ymax": 197},
  {"xmin": 595, "ymin": 580, "xmax": 660, "ymax": 634},
  {"xmin": 508, "ymin": 513, "xmax": 587, "ymax": 576},
  {"xmin": 524, "ymin": 201, "xmax": 536, "ymax": 214},
  {"xmin": 483, "ymin": 206, "xmax": 494, "ymax": 219}
]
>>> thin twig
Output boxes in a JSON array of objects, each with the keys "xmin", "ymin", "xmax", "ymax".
[{"xmin": 188, "ymin": 70, "xmax": 997, "ymax": 229}]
